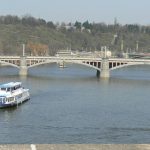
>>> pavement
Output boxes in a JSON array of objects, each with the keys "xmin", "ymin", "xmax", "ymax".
[{"xmin": 0, "ymin": 144, "xmax": 150, "ymax": 150}]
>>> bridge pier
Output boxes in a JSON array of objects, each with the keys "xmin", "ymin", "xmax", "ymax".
[
  {"xmin": 19, "ymin": 56, "xmax": 28, "ymax": 76},
  {"xmin": 96, "ymin": 70, "xmax": 100, "ymax": 77},
  {"xmin": 100, "ymin": 58, "xmax": 110, "ymax": 78}
]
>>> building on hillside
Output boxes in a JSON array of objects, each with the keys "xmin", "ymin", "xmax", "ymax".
[{"xmin": 55, "ymin": 50, "xmax": 76, "ymax": 57}]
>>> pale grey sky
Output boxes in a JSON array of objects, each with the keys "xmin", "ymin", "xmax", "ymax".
[{"xmin": 0, "ymin": 0, "xmax": 150, "ymax": 24}]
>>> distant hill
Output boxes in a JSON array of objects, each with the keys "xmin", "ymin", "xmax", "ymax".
[{"xmin": 0, "ymin": 15, "xmax": 150, "ymax": 56}]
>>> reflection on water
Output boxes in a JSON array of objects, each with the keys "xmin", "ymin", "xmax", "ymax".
[
  {"xmin": 0, "ymin": 64, "xmax": 150, "ymax": 143},
  {"xmin": 0, "ymin": 108, "xmax": 17, "ymax": 124}
]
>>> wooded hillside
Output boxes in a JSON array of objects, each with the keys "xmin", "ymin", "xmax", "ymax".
[{"xmin": 0, "ymin": 15, "xmax": 150, "ymax": 56}]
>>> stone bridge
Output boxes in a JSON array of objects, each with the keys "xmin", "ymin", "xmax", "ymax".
[{"xmin": 0, "ymin": 56, "xmax": 150, "ymax": 78}]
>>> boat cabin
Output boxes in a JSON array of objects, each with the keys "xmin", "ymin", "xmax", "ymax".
[{"xmin": 0, "ymin": 82, "xmax": 22, "ymax": 92}]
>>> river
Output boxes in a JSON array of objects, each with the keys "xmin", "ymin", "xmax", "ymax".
[{"xmin": 0, "ymin": 63, "xmax": 150, "ymax": 143}]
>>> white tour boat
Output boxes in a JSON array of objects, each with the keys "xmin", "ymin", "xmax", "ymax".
[{"xmin": 0, "ymin": 82, "xmax": 30, "ymax": 108}]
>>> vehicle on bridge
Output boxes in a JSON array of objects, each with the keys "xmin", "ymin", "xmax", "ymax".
[{"xmin": 0, "ymin": 82, "xmax": 30, "ymax": 108}]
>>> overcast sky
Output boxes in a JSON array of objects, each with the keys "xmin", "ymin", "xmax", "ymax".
[{"xmin": 0, "ymin": 0, "xmax": 150, "ymax": 25}]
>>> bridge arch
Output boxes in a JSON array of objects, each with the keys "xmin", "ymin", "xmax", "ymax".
[
  {"xmin": 0, "ymin": 61, "xmax": 19, "ymax": 69},
  {"xmin": 28, "ymin": 61, "xmax": 56, "ymax": 69},
  {"xmin": 67, "ymin": 61, "xmax": 101, "ymax": 71},
  {"xmin": 27, "ymin": 60, "xmax": 101, "ymax": 71},
  {"xmin": 110, "ymin": 62, "xmax": 150, "ymax": 71}
]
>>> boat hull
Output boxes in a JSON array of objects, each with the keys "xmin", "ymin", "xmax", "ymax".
[{"xmin": 0, "ymin": 97, "xmax": 30, "ymax": 108}]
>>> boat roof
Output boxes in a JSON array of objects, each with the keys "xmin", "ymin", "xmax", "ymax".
[{"xmin": 0, "ymin": 82, "xmax": 21, "ymax": 88}]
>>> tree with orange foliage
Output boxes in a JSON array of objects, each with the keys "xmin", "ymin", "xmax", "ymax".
[{"xmin": 27, "ymin": 42, "xmax": 49, "ymax": 56}]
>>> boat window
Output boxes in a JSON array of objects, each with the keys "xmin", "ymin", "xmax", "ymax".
[
  {"xmin": 7, "ymin": 88, "xmax": 11, "ymax": 92},
  {"xmin": 10, "ymin": 97, "xmax": 14, "ymax": 101},
  {"xmin": 0, "ymin": 97, "xmax": 3, "ymax": 102},
  {"xmin": 1, "ymin": 88, "xmax": 6, "ymax": 91},
  {"xmin": 16, "ymin": 94, "xmax": 22, "ymax": 100},
  {"xmin": 2, "ymin": 98, "xmax": 5, "ymax": 103},
  {"xmin": 13, "ymin": 85, "xmax": 21, "ymax": 90},
  {"xmin": 7, "ymin": 97, "xmax": 14, "ymax": 102}
]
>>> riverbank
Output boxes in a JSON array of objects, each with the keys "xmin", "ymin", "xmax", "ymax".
[{"xmin": 0, "ymin": 144, "xmax": 150, "ymax": 150}]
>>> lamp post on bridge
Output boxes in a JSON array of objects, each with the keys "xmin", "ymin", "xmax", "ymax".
[
  {"xmin": 19, "ymin": 44, "xmax": 28, "ymax": 76},
  {"xmin": 22, "ymin": 44, "xmax": 25, "ymax": 57}
]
